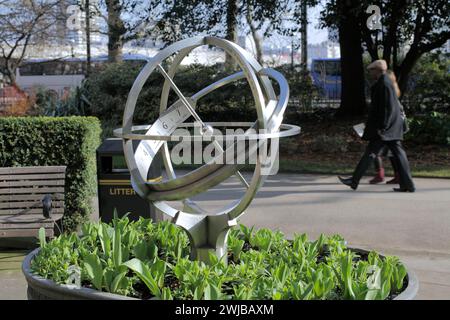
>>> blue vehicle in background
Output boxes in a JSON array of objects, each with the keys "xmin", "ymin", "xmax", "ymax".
[{"xmin": 311, "ymin": 58, "xmax": 341, "ymax": 99}]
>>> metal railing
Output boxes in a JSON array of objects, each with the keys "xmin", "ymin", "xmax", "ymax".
[{"xmin": 288, "ymin": 96, "xmax": 340, "ymax": 113}]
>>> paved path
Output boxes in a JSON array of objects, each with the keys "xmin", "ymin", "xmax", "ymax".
[
  {"xmin": 189, "ymin": 173, "xmax": 450, "ymax": 300},
  {"xmin": 1, "ymin": 174, "xmax": 449, "ymax": 299},
  {"xmin": 0, "ymin": 250, "xmax": 28, "ymax": 300}
]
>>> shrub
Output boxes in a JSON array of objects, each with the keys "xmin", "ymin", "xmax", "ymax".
[
  {"xmin": 0, "ymin": 116, "xmax": 101, "ymax": 231},
  {"xmin": 82, "ymin": 62, "xmax": 257, "ymax": 128},
  {"xmin": 31, "ymin": 216, "xmax": 409, "ymax": 300},
  {"xmin": 34, "ymin": 86, "xmax": 89, "ymax": 117},
  {"xmin": 0, "ymin": 85, "xmax": 34, "ymax": 116},
  {"xmin": 1, "ymin": 99, "xmax": 32, "ymax": 116},
  {"xmin": 403, "ymin": 53, "xmax": 450, "ymax": 115},
  {"xmin": 80, "ymin": 62, "xmax": 317, "ymax": 139},
  {"xmin": 406, "ymin": 112, "xmax": 450, "ymax": 146},
  {"xmin": 274, "ymin": 65, "xmax": 320, "ymax": 112},
  {"xmin": 82, "ymin": 62, "xmax": 156, "ymax": 127},
  {"xmin": 406, "ymin": 112, "xmax": 450, "ymax": 145}
]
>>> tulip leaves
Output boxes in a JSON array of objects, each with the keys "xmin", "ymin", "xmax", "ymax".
[{"xmin": 31, "ymin": 216, "xmax": 409, "ymax": 300}]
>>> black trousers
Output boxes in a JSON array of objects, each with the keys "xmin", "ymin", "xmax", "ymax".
[
  {"xmin": 353, "ymin": 140, "xmax": 415, "ymax": 190},
  {"xmin": 373, "ymin": 146, "xmax": 398, "ymax": 174}
]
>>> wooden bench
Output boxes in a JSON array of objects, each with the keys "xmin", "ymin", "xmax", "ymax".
[{"xmin": 0, "ymin": 166, "xmax": 66, "ymax": 239}]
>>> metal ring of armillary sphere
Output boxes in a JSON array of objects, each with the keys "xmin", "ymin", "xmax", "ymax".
[{"xmin": 114, "ymin": 36, "xmax": 300, "ymax": 263}]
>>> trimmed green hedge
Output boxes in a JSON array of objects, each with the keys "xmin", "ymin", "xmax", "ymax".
[{"xmin": 0, "ymin": 116, "xmax": 101, "ymax": 231}]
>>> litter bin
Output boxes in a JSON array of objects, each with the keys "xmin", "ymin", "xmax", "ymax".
[{"xmin": 96, "ymin": 138, "xmax": 162, "ymax": 223}]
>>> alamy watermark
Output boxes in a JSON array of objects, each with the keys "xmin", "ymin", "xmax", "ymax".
[
  {"xmin": 366, "ymin": 5, "xmax": 382, "ymax": 30},
  {"xmin": 148, "ymin": 124, "xmax": 281, "ymax": 176},
  {"xmin": 66, "ymin": 0, "xmax": 100, "ymax": 31}
]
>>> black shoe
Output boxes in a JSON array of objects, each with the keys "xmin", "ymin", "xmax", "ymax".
[
  {"xmin": 338, "ymin": 176, "xmax": 358, "ymax": 190},
  {"xmin": 393, "ymin": 187, "xmax": 415, "ymax": 193}
]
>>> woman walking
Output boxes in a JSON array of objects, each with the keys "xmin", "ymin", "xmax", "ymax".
[
  {"xmin": 338, "ymin": 60, "xmax": 415, "ymax": 192},
  {"xmin": 369, "ymin": 70, "xmax": 408, "ymax": 185}
]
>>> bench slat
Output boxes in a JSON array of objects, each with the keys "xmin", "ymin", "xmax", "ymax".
[
  {"xmin": 0, "ymin": 187, "xmax": 65, "ymax": 195},
  {"xmin": 0, "ymin": 173, "xmax": 66, "ymax": 181},
  {"xmin": 0, "ymin": 180, "xmax": 65, "ymax": 187},
  {"xmin": 0, "ymin": 222, "xmax": 54, "ymax": 229},
  {"xmin": 0, "ymin": 180, "xmax": 65, "ymax": 188},
  {"xmin": 0, "ymin": 194, "xmax": 65, "ymax": 202},
  {"xmin": 0, "ymin": 166, "xmax": 66, "ymax": 239},
  {"xmin": 0, "ymin": 228, "xmax": 54, "ymax": 238},
  {"xmin": 0, "ymin": 207, "xmax": 64, "ymax": 215},
  {"xmin": 0, "ymin": 166, "xmax": 66, "ymax": 174},
  {"xmin": 0, "ymin": 201, "xmax": 64, "ymax": 209},
  {"xmin": 0, "ymin": 213, "xmax": 63, "ymax": 223}
]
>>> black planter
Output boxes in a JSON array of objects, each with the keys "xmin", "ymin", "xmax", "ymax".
[
  {"xmin": 22, "ymin": 248, "xmax": 136, "ymax": 300},
  {"xmin": 22, "ymin": 248, "xmax": 419, "ymax": 300}
]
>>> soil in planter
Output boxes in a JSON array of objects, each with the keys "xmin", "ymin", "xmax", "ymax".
[{"xmin": 132, "ymin": 281, "xmax": 152, "ymax": 300}]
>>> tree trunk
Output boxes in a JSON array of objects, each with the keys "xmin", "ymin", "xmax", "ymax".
[
  {"xmin": 336, "ymin": 0, "xmax": 367, "ymax": 117},
  {"xmin": 397, "ymin": 47, "xmax": 422, "ymax": 97},
  {"xmin": 392, "ymin": 31, "xmax": 399, "ymax": 73},
  {"xmin": 106, "ymin": 0, "xmax": 125, "ymax": 63},
  {"xmin": 382, "ymin": 0, "xmax": 409, "ymax": 69},
  {"xmin": 300, "ymin": 0, "xmax": 308, "ymax": 72},
  {"xmin": 361, "ymin": 34, "xmax": 378, "ymax": 61},
  {"xmin": 6, "ymin": 61, "xmax": 17, "ymax": 87},
  {"xmin": 290, "ymin": 38, "xmax": 295, "ymax": 70},
  {"xmin": 382, "ymin": 40, "xmax": 392, "ymax": 67},
  {"xmin": 252, "ymin": 30, "xmax": 263, "ymax": 64},
  {"xmin": 225, "ymin": 0, "xmax": 238, "ymax": 69},
  {"xmin": 85, "ymin": 0, "xmax": 92, "ymax": 76},
  {"xmin": 245, "ymin": 4, "xmax": 263, "ymax": 64}
]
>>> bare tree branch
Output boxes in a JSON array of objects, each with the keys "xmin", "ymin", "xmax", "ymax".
[{"xmin": 0, "ymin": 0, "xmax": 64, "ymax": 85}]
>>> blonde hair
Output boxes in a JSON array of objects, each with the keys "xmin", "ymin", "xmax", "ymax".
[{"xmin": 386, "ymin": 70, "xmax": 401, "ymax": 97}]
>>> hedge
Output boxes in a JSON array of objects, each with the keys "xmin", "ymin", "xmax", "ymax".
[{"xmin": 0, "ymin": 116, "xmax": 101, "ymax": 231}]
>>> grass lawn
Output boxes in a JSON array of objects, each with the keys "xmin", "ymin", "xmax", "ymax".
[
  {"xmin": 277, "ymin": 114, "xmax": 450, "ymax": 179},
  {"xmin": 278, "ymin": 159, "xmax": 450, "ymax": 178},
  {"xmin": 172, "ymin": 160, "xmax": 450, "ymax": 179}
]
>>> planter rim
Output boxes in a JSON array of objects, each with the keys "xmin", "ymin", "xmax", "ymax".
[
  {"xmin": 23, "ymin": 247, "xmax": 419, "ymax": 300},
  {"xmin": 350, "ymin": 248, "xmax": 419, "ymax": 300},
  {"xmin": 22, "ymin": 248, "xmax": 138, "ymax": 300}
]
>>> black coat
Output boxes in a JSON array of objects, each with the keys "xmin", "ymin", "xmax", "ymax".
[{"xmin": 362, "ymin": 74, "xmax": 404, "ymax": 141}]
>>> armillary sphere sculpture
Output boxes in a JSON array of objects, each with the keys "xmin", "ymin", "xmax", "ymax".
[{"xmin": 114, "ymin": 36, "xmax": 300, "ymax": 263}]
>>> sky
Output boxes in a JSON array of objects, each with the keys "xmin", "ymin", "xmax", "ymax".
[
  {"xmin": 14, "ymin": 0, "xmax": 331, "ymax": 61},
  {"xmin": 258, "ymin": 1, "xmax": 329, "ymax": 51},
  {"xmin": 307, "ymin": 2, "xmax": 328, "ymax": 44},
  {"xmin": 94, "ymin": 0, "xmax": 329, "ymax": 46}
]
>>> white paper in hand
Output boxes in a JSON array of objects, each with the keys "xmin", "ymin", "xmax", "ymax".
[{"xmin": 353, "ymin": 123, "xmax": 366, "ymax": 138}]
